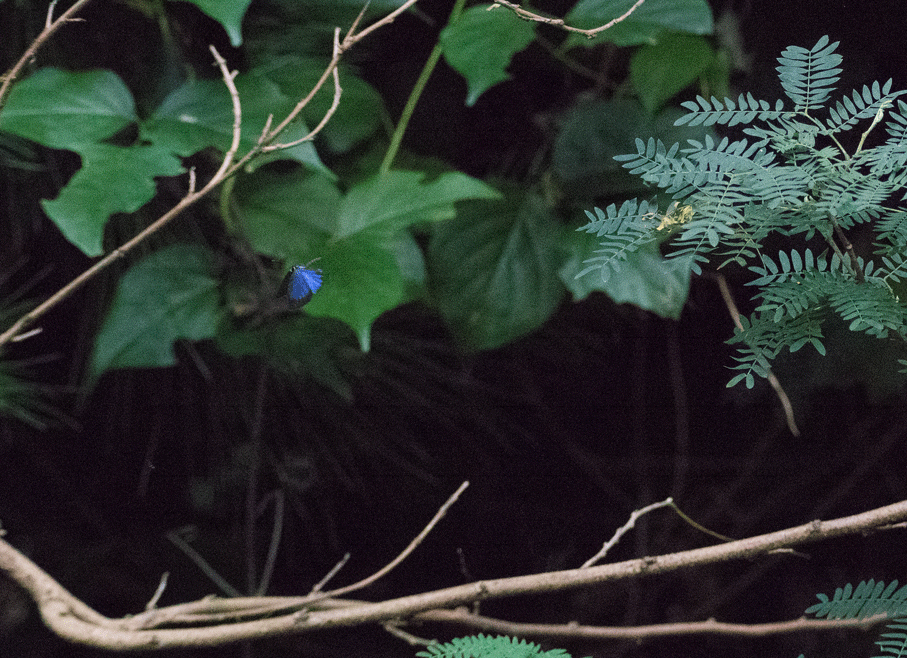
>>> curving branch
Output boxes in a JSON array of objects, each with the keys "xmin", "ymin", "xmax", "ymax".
[
  {"xmin": 491, "ymin": 0, "xmax": 646, "ymax": 39},
  {"xmin": 1, "ymin": 497, "xmax": 905, "ymax": 650},
  {"xmin": 0, "ymin": 0, "xmax": 95, "ymax": 112}
]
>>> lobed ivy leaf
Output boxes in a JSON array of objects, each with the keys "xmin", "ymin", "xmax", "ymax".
[
  {"xmin": 0, "ymin": 68, "xmax": 136, "ymax": 149},
  {"xmin": 429, "ymin": 193, "xmax": 564, "ymax": 350},
  {"xmin": 89, "ymin": 244, "xmax": 223, "ymax": 380},
  {"xmin": 440, "ymin": 4, "xmax": 536, "ymax": 106},
  {"xmin": 42, "ymin": 144, "xmax": 184, "ymax": 256},
  {"xmin": 176, "ymin": 0, "xmax": 253, "ymax": 47},
  {"xmin": 335, "ymin": 170, "xmax": 501, "ymax": 238},
  {"xmin": 304, "ymin": 234, "xmax": 405, "ymax": 352}
]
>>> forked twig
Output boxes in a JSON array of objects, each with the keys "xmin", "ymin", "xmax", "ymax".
[
  {"xmin": 0, "ymin": 498, "xmax": 905, "ymax": 649},
  {"xmin": 314, "ymin": 480, "xmax": 470, "ymax": 601},
  {"xmin": 0, "ymin": 0, "xmax": 94, "ymax": 112},
  {"xmin": 491, "ymin": 0, "xmax": 646, "ymax": 38},
  {"xmin": 714, "ymin": 273, "xmax": 801, "ymax": 436}
]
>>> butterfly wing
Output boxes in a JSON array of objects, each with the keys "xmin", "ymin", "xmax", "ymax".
[{"xmin": 281, "ymin": 265, "xmax": 323, "ymax": 308}]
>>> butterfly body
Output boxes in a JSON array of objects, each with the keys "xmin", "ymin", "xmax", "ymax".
[{"xmin": 281, "ymin": 263, "xmax": 323, "ymax": 308}]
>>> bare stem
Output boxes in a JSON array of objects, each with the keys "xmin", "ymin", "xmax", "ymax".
[
  {"xmin": 1, "ymin": 497, "xmax": 905, "ymax": 649},
  {"xmin": 491, "ymin": 0, "xmax": 645, "ymax": 39}
]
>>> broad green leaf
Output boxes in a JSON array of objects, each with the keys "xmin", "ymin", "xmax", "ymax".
[
  {"xmin": 233, "ymin": 168, "xmax": 339, "ymax": 265},
  {"xmin": 90, "ymin": 244, "xmax": 222, "ymax": 378},
  {"xmin": 385, "ymin": 230, "xmax": 428, "ymax": 303},
  {"xmin": 304, "ymin": 234, "xmax": 405, "ymax": 351},
  {"xmin": 215, "ymin": 314, "xmax": 356, "ymax": 399},
  {"xmin": 440, "ymin": 4, "xmax": 536, "ymax": 106},
  {"xmin": 631, "ymin": 33, "xmax": 715, "ymax": 114},
  {"xmin": 561, "ymin": 231, "xmax": 691, "ymax": 319},
  {"xmin": 336, "ymin": 170, "xmax": 501, "ymax": 238},
  {"xmin": 565, "ymin": 0, "xmax": 713, "ymax": 49},
  {"xmin": 261, "ymin": 59, "xmax": 386, "ymax": 153},
  {"xmin": 429, "ymin": 193, "xmax": 564, "ymax": 350},
  {"xmin": 175, "ymin": 0, "xmax": 253, "ymax": 46},
  {"xmin": 552, "ymin": 98, "xmax": 710, "ymax": 200},
  {"xmin": 0, "ymin": 68, "xmax": 136, "ymax": 149},
  {"xmin": 142, "ymin": 73, "xmax": 330, "ymax": 175},
  {"xmin": 42, "ymin": 144, "xmax": 184, "ymax": 256}
]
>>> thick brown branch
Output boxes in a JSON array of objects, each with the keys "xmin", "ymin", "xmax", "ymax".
[{"xmin": 1, "ymin": 499, "xmax": 905, "ymax": 650}]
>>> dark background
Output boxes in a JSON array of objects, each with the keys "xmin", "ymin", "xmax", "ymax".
[{"xmin": 1, "ymin": 1, "xmax": 907, "ymax": 657}]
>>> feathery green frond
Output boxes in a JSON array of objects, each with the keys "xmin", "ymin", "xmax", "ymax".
[
  {"xmin": 613, "ymin": 138, "xmax": 693, "ymax": 192},
  {"xmin": 823, "ymin": 79, "xmax": 904, "ymax": 133},
  {"xmin": 416, "ymin": 634, "xmax": 585, "ymax": 658},
  {"xmin": 814, "ymin": 168, "xmax": 892, "ymax": 228},
  {"xmin": 806, "ymin": 580, "xmax": 907, "ymax": 620},
  {"xmin": 675, "ymin": 93, "xmax": 789, "ymax": 127},
  {"xmin": 876, "ymin": 210, "xmax": 907, "ymax": 250},
  {"xmin": 776, "ymin": 34, "xmax": 842, "ymax": 112},
  {"xmin": 828, "ymin": 275, "xmax": 906, "ymax": 337},
  {"xmin": 578, "ymin": 35, "xmax": 907, "ymax": 387},
  {"xmin": 726, "ymin": 309, "xmax": 826, "ymax": 388},
  {"xmin": 803, "ymin": 581, "xmax": 907, "ymax": 658},
  {"xmin": 879, "ymin": 252, "xmax": 907, "ymax": 282},
  {"xmin": 575, "ymin": 199, "xmax": 662, "ymax": 281}
]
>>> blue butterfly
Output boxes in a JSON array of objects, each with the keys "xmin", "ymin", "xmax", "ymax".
[{"xmin": 281, "ymin": 260, "xmax": 323, "ymax": 308}]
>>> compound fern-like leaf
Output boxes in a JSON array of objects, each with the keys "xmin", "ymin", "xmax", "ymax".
[
  {"xmin": 776, "ymin": 35, "xmax": 842, "ymax": 112},
  {"xmin": 675, "ymin": 93, "xmax": 788, "ymax": 127},
  {"xmin": 805, "ymin": 580, "xmax": 907, "ymax": 620},
  {"xmin": 823, "ymin": 79, "xmax": 904, "ymax": 133},
  {"xmin": 416, "ymin": 634, "xmax": 584, "ymax": 658},
  {"xmin": 575, "ymin": 199, "xmax": 661, "ymax": 282}
]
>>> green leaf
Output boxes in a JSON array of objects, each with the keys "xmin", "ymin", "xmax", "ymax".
[
  {"xmin": 42, "ymin": 144, "xmax": 184, "ymax": 256},
  {"xmin": 429, "ymin": 193, "xmax": 565, "ymax": 350},
  {"xmin": 561, "ymin": 231, "xmax": 691, "ymax": 319},
  {"xmin": 631, "ymin": 33, "xmax": 715, "ymax": 114},
  {"xmin": 89, "ymin": 244, "xmax": 222, "ymax": 378},
  {"xmin": 233, "ymin": 167, "xmax": 485, "ymax": 350},
  {"xmin": 142, "ymin": 73, "xmax": 330, "ymax": 176},
  {"xmin": 552, "ymin": 98, "xmax": 711, "ymax": 200},
  {"xmin": 234, "ymin": 168, "xmax": 339, "ymax": 265},
  {"xmin": 440, "ymin": 4, "xmax": 536, "ymax": 106},
  {"xmin": 215, "ymin": 314, "xmax": 356, "ymax": 399},
  {"xmin": 261, "ymin": 59, "xmax": 386, "ymax": 153},
  {"xmin": 335, "ymin": 170, "xmax": 501, "ymax": 238},
  {"xmin": 304, "ymin": 234, "xmax": 406, "ymax": 352},
  {"xmin": 175, "ymin": 0, "xmax": 253, "ymax": 46},
  {"xmin": 565, "ymin": 0, "xmax": 713, "ymax": 49},
  {"xmin": 0, "ymin": 68, "xmax": 136, "ymax": 149}
]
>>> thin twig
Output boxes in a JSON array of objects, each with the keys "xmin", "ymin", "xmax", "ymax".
[
  {"xmin": 417, "ymin": 607, "xmax": 889, "ymax": 640},
  {"xmin": 0, "ymin": 0, "xmax": 94, "ymax": 113},
  {"xmin": 582, "ymin": 498, "xmax": 674, "ymax": 568},
  {"xmin": 166, "ymin": 528, "xmax": 243, "ymax": 598},
  {"xmin": 256, "ymin": 490, "xmax": 285, "ymax": 596},
  {"xmin": 491, "ymin": 0, "xmax": 645, "ymax": 39},
  {"xmin": 310, "ymin": 553, "xmax": 351, "ymax": 594},
  {"xmin": 145, "ymin": 573, "xmax": 169, "ymax": 611},
  {"xmin": 316, "ymin": 481, "xmax": 470, "ymax": 601},
  {"xmin": 0, "ymin": 45, "xmax": 243, "ymax": 347},
  {"xmin": 714, "ymin": 273, "xmax": 801, "ymax": 436}
]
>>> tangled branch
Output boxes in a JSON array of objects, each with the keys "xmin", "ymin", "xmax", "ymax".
[{"xmin": 1, "ymin": 493, "xmax": 905, "ymax": 650}]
